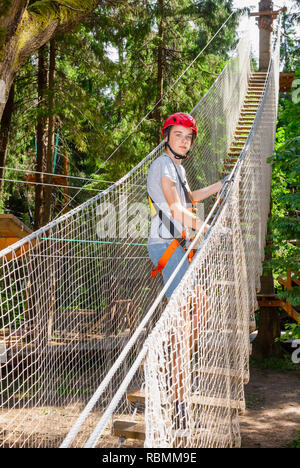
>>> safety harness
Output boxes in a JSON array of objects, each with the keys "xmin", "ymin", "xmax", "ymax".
[{"xmin": 149, "ymin": 156, "xmax": 197, "ymax": 278}]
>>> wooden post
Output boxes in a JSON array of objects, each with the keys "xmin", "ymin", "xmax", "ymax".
[
  {"xmin": 43, "ymin": 38, "xmax": 56, "ymax": 225},
  {"xmin": 251, "ymin": 3, "xmax": 287, "ymax": 71},
  {"xmin": 258, "ymin": 0, "xmax": 273, "ymax": 71},
  {"xmin": 63, "ymin": 151, "xmax": 69, "ymax": 212},
  {"xmin": 155, "ymin": 0, "xmax": 164, "ymax": 144}
]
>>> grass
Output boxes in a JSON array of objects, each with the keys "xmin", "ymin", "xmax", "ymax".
[
  {"xmin": 249, "ymin": 355, "xmax": 300, "ymax": 376},
  {"xmin": 285, "ymin": 430, "xmax": 300, "ymax": 448}
]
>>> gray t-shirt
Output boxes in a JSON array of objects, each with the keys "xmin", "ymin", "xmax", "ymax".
[{"xmin": 147, "ymin": 153, "xmax": 191, "ymax": 245}]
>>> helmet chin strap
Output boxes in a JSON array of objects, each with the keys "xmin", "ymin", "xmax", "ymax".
[
  {"xmin": 166, "ymin": 143, "xmax": 189, "ymax": 160},
  {"xmin": 166, "ymin": 131, "xmax": 189, "ymax": 160}
]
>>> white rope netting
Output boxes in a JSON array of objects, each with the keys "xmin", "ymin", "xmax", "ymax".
[
  {"xmin": 0, "ymin": 29, "xmax": 279, "ymax": 448},
  {"xmin": 143, "ymin": 36, "xmax": 280, "ymax": 449}
]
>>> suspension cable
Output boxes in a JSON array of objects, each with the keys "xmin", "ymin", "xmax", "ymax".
[{"xmin": 54, "ymin": 9, "xmax": 236, "ymax": 219}]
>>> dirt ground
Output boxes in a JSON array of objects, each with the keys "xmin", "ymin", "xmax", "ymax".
[
  {"xmin": 240, "ymin": 367, "xmax": 300, "ymax": 448},
  {"xmin": 1, "ymin": 366, "xmax": 299, "ymax": 448},
  {"xmin": 121, "ymin": 366, "xmax": 300, "ymax": 449}
]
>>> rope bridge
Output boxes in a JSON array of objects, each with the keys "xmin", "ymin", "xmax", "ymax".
[{"xmin": 0, "ymin": 28, "xmax": 280, "ymax": 448}]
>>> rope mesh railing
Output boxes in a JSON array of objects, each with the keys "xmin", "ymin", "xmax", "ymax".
[
  {"xmin": 0, "ymin": 32, "xmax": 278, "ymax": 448},
  {"xmin": 142, "ymin": 36, "xmax": 280, "ymax": 448}
]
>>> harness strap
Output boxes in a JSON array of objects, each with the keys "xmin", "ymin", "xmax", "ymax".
[
  {"xmin": 148, "ymin": 160, "xmax": 197, "ymax": 277},
  {"xmin": 151, "ymin": 238, "xmax": 181, "ymax": 278},
  {"xmin": 148, "ymin": 195, "xmax": 186, "ymax": 246}
]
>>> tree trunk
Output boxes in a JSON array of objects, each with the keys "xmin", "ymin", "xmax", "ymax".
[
  {"xmin": 63, "ymin": 151, "xmax": 69, "ymax": 213},
  {"xmin": 252, "ymin": 235, "xmax": 282, "ymax": 360},
  {"xmin": 0, "ymin": 82, "xmax": 15, "ymax": 206},
  {"xmin": 42, "ymin": 39, "xmax": 56, "ymax": 226},
  {"xmin": 0, "ymin": 1, "xmax": 98, "ymax": 121},
  {"xmin": 34, "ymin": 45, "xmax": 47, "ymax": 229},
  {"xmin": 154, "ymin": 0, "xmax": 164, "ymax": 144},
  {"xmin": 258, "ymin": 0, "xmax": 273, "ymax": 71}
]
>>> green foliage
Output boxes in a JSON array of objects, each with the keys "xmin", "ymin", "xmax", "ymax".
[
  {"xmin": 281, "ymin": 10, "xmax": 300, "ymax": 72},
  {"xmin": 3, "ymin": 0, "xmax": 240, "ymax": 222},
  {"xmin": 266, "ymin": 65, "xmax": 300, "ymax": 340},
  {"xmin": 286, "ymin": 430, "xmax": 300, "ymax": 448},
  {"xmin": 249, "ymin": 356, "xmax": 300, "ymax": 374},
  {"xmin": 279, "ymin": 322, "xmax": 300, "ymax": 341},
  {"xmin": 28, "ymin": 0, "xmax": 97, "ymax": 23}
]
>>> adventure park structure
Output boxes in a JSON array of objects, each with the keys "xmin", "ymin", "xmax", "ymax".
[{"xmin": 0, "ymin": 3, "xmax": 298, "ymax": 448}]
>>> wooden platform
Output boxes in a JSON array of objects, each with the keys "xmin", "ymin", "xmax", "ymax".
[
  {"xmin": 0, "ymin": 214, "xmax": 32, "ymax": 252},
  {"xmin": 0, "ymin": 328, "xmax": 147, "ymax": 365},
  {"xmin": 256, "ymin": 271, "xmax": 300, "ymax": 322},
  {"xmin": 279, "ymin": 72, "xmax": 295, "ymax": 93}
]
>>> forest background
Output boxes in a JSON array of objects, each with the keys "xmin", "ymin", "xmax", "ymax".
[{"xmin": 0, "ymin": 0, "xmax": 299, "ymax": 347}]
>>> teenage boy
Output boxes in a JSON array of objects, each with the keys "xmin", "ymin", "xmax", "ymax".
[
  {"xmin": 147, "ymin": 112, "xmax": 224, "ymax": 299},
  {"xmin": 147, "ymin": 112, "xmax": 227, "ymax": 430}
]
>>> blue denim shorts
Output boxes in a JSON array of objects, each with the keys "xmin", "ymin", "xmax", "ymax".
[{"xmin": 148, "ymin": 242, "xmax": 190, "ymax": 298}]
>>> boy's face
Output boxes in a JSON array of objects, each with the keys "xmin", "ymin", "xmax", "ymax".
[{"xmin": 165, "ymin": 125, "xmax": 193, "ymax": 157}]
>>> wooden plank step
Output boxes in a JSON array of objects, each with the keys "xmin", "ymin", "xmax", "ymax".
[
  {"xmin": 113, "ymin": 420, "xmax": 241, "ymax": 446},
  {"xmin": 225, "ymin": 156, "xmax": 238, "ymax": 162},
  {"xmin": 127, "ymin": 366, "xmax": 248, "ymax": 407},
  {"xmin": 173, "ymin": 428, "xmax": 240, "ymax": 446},
  {"xmin": 225, "ymin": 161, "xmax": 238, "ymax": 167},
  {"xmin": 244, "ymin": 100, "xmax": 260, "ymax": 105},
  {"xmin": 113, "ymin": 420, "xmax": 145, "ymax": 441},
  {"xmin": 229, "ymin": 146, "xmax": 244, "ymax": 151},
  {"xmin": 199, "ymin": 367, "xmax": 249, "ymax": 383},
  {"xmin": 127, "ymin": 389, "xmax": 145, "ymax": 404},
  {"xmin": 191, "ymin": 395, "xmax": 246, "ymax": 412}
]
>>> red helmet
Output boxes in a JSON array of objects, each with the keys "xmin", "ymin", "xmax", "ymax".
[{"xmin": 162, "ymin": 112, "xmax": 197, "ymax": 138}]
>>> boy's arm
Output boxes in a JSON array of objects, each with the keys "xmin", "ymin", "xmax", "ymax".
[
  {"xmin": 189, "ymin": 180, "xmax": 223, "ymax": 202},
  {"xmin": 161, "ymin": 177, "xmax": 209, "ymax": 234}
]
